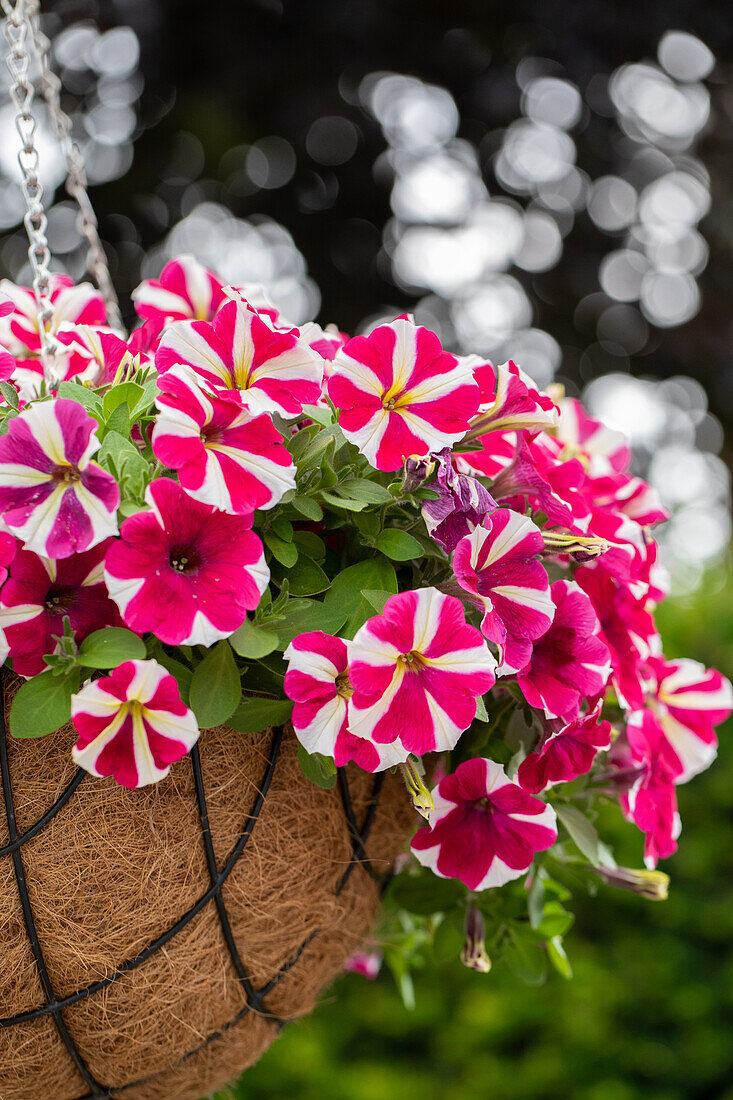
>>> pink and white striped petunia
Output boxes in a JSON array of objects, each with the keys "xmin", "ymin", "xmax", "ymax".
[
  {"xmin": 283, "ymin": 631, "xmax": 407, "ymax": 772},
  {"xmin": 410, "ymin": 757, "xmax": 557, "ymax": 890},
  {"xmin": 0, "ymin": 539, "xmax": 123, "ymax": 677},
  {"xmin": 347, "ymin": 588, "xmax": 497, "ymax": 757},
  {"xmin": 152, "ymin": 366, "xmax": 296, "ymax": 515},
  {"xmin": 466, "ymin": 359, "xmax": 559, "ymax": 436},
  {"xmin": 71, "ymin": 659, "xmax": 200, "ymax": 788},
  {"xmin": 516, "ymin": 579, "xmax": 612, "ymax": 722},
  {"xmin": 452, "ymin": 509, "xmax": 554, "ymax": 675},
  {"xmin": 555, "ymin": 396, "xmax": 631, "ymax": 476},
  {"xmin": 155, "ymin": 293, "xmax": 324, "ymax": 417},
  {"xmin": 54, "ymin": 324, "xmax": 139, "ymax": 386},
  {"xmin": 104, "ymin": 478, "xmax": 269, "ymax": 646},
  {"xmin": 0, "ymin": 399, "xmax": 120, "ymax": 559},
  {"xmin": 620, "ymin": 709, "xmax": 681, "ymax": 867},
  {"xmin": 327, "ymin": 317, "xmax": 480, "ymax": 471},
  {"xmin": 517, "ymin": 707, "xmax": 613, "ymax": 794},
  {"xmin": 643, "ymin": 656, "xmax": 733, "ymax": 783},
  {"xmin": 131, "ymin": 254, "xmax": 227, "ymax": 325}
]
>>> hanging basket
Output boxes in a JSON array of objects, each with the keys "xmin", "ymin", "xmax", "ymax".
[{"xmin": 0, "ymin": 674, "xmax": 414, "ymax": 1100}]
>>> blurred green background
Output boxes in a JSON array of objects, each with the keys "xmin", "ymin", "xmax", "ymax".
[{"xmin": 219, "ymin": 571, "xmax": 733, "ymax": 1100}]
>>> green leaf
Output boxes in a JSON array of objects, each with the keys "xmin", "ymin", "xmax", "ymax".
[
  {"xmin": 57, "ymin": 381, "xmax": 103, "ymax": 415},
  {"xmin": 390, "ymin": 873, "xmax": 465, "ymax": 916},
  {"xmin": 103, "ymin": 401, "xmax": 130, "ymax": 439},
  {"xmin": 547, "ymin": 936, "xmax": 573, "ymax": 979},
  {"xmin": 320, "ymin": 491, "xmax": 368, "ymax": 512},
  {"xmin": 271, "ymin": 515, "xmax": 294, "ymax": 542},
  {"xmin": 528, "ymin": 871, "xmax": 546, "ymax": 930},
  {"xmin": 361, "ymin": 589, "xmax": 393, "ymax": 615},
  {"xmin": 297, "ymin": 743, "xmax": 338, "ymax": 788},
  {"xmin": 78, "ymin": 627, "xmax": 146, "ymax": 668},
  {"xmin": 475, "ymin": 694, "xmax": 489, "ymax": 723},
  {"xmin": 229, "ymin": 696, "xmax": 293, "ymax": 733},
  {"xmin": 555, "ymin": 803, "xmax": 602, "ymax": 864},
  {"xmin": 323, "ymin": 558, "xmax": 398, "ymax": 637},
  {"xmin": 503, "ymin": 927, "xmax": 548, "ymax": 985},
  {"xmin": 301, "ymin": 403, "xmax": 335, "ymax": 427},
  {"xmin": 189, "ymin": 641, "xmax": 241, "ymax": 728},
  {"xmin": 9, "ymin": 670, "xmax": 79, "ymax": 738},
  {"xmin": 292, "ymin": 530, "xmax": 326, "ymax": 561},
  {"xmin": 0, "ymin": 382, "xmax": 19, "ymax": 410},
  {"xmin": 334, "ymin": 478, "xmax": 394, "ymax": 504},
  {"xmin": 150, "ymin": 650, "xmax": 192, "ymax": 703},
  {"xmin": 375, "ymin": 529, "xmax": 423, "ymax": 561},
  {"xmin": 264, "ymin": 531, "xmax": 298, "ymax": 568},
  {"xmin": 272, "ymin": 599, "xmax": 348, "ymax": 650},
  {"xmin": 291, "ymin": 495, "xmax": 323, "ymax": 521},
  {"xmin": 229, "ymin": 618, "xmax": 280, "ymax": 659},
  {"xmin": 272, "ymin": 555, "xmax": 330, "ymax": 597},
  {"xmin": 103, "ymin": 381, "xmax": 144, "ymax": 420},
  {"xmin": 536, "ymin": 900, "xmax": 574, "ymax": 938}
]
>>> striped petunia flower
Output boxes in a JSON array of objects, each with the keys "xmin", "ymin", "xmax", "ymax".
[
  {"xmin": 132, "ymin": 254, "xmax": 227, "ymax": 326},
  {"xmin": 155, "ymin": 292, "xmax": 324, "ymax": 418},
  {"xmin": 283, "ymin": 631, "xmax": 407, "ymax": 772},
  {"xmin": 104, "ymin": 477, "xmax": 268, "ymax": 646},
  {"xmin": 410, "ymin": 758, "xmax": 557, "ymax": 890},
  {"xmin": 465, "ymin": 359, "xmax": 559, "ymax": 437},
  {"xmin": 347, "ymin": 588, "xmax": 496, "ymax": 758},
  {"xmin": 0, "ymin": 539, "xmax": 123, "ymax": 677},
  {"xmin": 516, "ymin": 579, "xmax": 612, "ymax": 722},
  {"xmin": 0, "ymin": 399, "xmax": 120, "ymax": 559},
  {"xmin": 71, "ymin": 658, "xmax": 200, "ymax": 789},
  {"xmin": 640, "ymin": 656, "xmax": 733, "ymax": 783},
  {"xmin": 54, "ymin": 324, "xmax": 140, "ymax": 387},
  {"xmin": 327, "ymin": 316, "xmax": 480, "ymax": 472},
  {"xmin": 152, "ymin": 366, "xmax": 296, "ymax": 515},
  {"xmin": 452, "ymin": 509, "xmax": 555, "ymax": 676}
]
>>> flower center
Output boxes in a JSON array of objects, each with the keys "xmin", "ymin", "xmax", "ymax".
[
  {"xmin": 169, "ymin": 545, "xmax": 202, "ymax": 574},
  {"xmin": 398, "ymin": 650, "xmax": 425, "ymax": 671},
  {"xmin": 51, "ymin": 463, "xmax": 81, "ymax": 485},
  {"xmin": 201, "ymin": 424, "xmax": 223, "ymax": 446},
  {"xmin": 44, "ymin": 584, "xmax": 76, "ymax": 614},
  {"xmin": 335, "ymin": 671, "xmax": 353, "ymax": 698},
  {"xmin": 383, "ymin": 397, "xmax": 397, "ymax": 411}
]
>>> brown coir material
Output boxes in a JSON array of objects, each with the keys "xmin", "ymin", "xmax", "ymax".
[{"xmin": 0, "ymin": 673, "xmax": 415, "ymax": 1100}]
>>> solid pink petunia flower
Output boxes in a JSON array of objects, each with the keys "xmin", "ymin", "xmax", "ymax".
[
  {"xmin": 152, "ymin": 366, "xmax": 296, "ymax": 515},
  {"xmin": 71, "ymin": 658, "xmax": 199, "ymax": 788},
  {"xmin": 155, "ymin": 293, "xmax": 324, "ymax": 417},
  {"xmin": 132, "ymin": 254, "xmax": 227, "ymax": 326},
  {"xmin": 453, "ymin": 509, "xmax": 554, "ymax": 676},
  {"xmin": 641, "ymin": 656, "xmax": 733, "ymax": 783},
  {"xmin": 575, "ymin": 565, "xmax": 657, "ymax": 710},
  {"xmin": 410, "ymin": 757, "xmax": 557, "ymax": 890},
  {"xmin": 283, "ymin": 631, "xmax": 406, "ymax": 772},
  {"xmin": 104, "ymin": 478, "xmax": 269, "ymax": 646},
  {"xmin": 347, "ymin": 588, "xmax": 496, "ymax": 757},
  {"xmin": 0, "ymin": 539, "xmax": 123, "ymax": 677},
  {"xmin": 516, "ymin": 579, "xmax": 612, "ymax": 722},
  {"xmin": 517, "ymin": 707, "xmax": 612, "ymax": 793},
  {"xmin": 0, "ymin": 399, "xmax": 120, "ymax": 559},
  {"xmin": 620, "ymin": 709, "xmax": 681, "ymax": 868},
  {"xmin": 327, "ymin": 317, "xmax": 480, "ymax": 472}
]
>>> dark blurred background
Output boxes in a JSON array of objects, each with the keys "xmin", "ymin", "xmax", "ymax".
[{"xmin": 2, "ymin": 2, "xmax": 733, "ymax": 1096}]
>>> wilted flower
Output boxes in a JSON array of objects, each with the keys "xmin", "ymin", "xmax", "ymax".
[{"xmin": 419, "ymin": 448, "xmax": 496, "ymax": 552}]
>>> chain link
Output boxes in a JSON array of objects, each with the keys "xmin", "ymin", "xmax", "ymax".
[
  {"xmin": 1, "ymin": 0, "xmax": 57, "ymax": 371},
  {"xmin": 24, "ymin": 0, "xmax": 124, "ymax": 332}
]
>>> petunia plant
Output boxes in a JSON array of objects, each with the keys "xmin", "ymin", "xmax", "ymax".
[{"xmin": 0, "ymin": 254, "xmax": 730, "ymax": 994}]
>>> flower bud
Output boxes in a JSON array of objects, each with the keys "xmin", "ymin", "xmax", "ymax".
[
  {"xmin": 399, "ymin": 758, "xmax": 434, "ymax": 819},
  {"xmin": 594, "ymin": 865, "xmax": 669, "ymax": 901},
  {"xmin": 460, "ymin": 906, "xmax": 491, "ymax": 973}
]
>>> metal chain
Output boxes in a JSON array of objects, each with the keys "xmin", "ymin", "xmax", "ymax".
[
  {"xmin": 24, "ymin": 0, "xmax": 124, "ymax": 331},
  {"xmin": 1, "ymin": 0, "xmax": 57, "ymax": 371}
]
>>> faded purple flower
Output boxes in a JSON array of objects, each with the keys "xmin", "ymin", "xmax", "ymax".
[{"xmin": 420, "ymin": 449, "xmax": 496, "ymax": 552}]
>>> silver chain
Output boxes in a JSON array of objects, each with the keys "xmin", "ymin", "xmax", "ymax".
[
  {"xmin": 2, "ymin": 0, "xmax": 57, "ymax": 370},
  {"xmin": 24, "ymin": 0, "xmax": 124, "ymax": 331}
]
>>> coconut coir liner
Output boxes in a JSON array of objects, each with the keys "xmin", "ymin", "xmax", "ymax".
[{"xmin": 0, "ymin": 673, "xmax": 415, "ymax": 1099}]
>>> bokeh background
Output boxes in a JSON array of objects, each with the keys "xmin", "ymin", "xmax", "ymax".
[{"xmin": 2, "ymin": 1, "xmax": 733, "ymax": 1097}]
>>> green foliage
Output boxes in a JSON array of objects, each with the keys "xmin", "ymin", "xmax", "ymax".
[
  {"xmin": 189, "ymin": 641, "xmax": 241, "ymax": 727},
  {"xmin": 77, "ymin": 627, "xmax": 147, "ymax": 668},
  {"xmin": 9, "ymin": 668, "xmax": 80, "ymax": 738}
]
